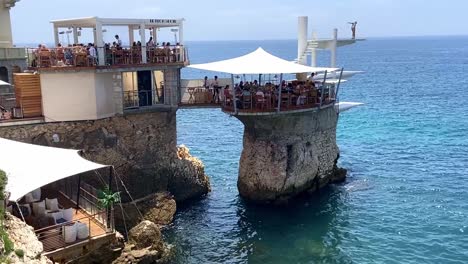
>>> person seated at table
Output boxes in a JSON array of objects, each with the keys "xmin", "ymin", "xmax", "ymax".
[
  {"xmin": 253, "ymin": 80, "xmax": 259, "ymax": 87},
  {"xmin": 239, "ymin": 81, "xmax": 244, "ymax": 90},
  {"xmin": 137, "ymin": 41, "xmax": 142, "ymax": 47},
  {"xmin": 256, "ymin": 88, "xmax": 265, "ymax": 97}
]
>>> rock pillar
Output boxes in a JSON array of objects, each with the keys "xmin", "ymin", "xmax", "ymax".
[{"xmin": 236, "ymin": 106, "xmax": 345, "ymax": 203}]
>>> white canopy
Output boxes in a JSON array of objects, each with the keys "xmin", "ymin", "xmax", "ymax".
[
  {"xmin": 0, "ymin": 138, "xmax": 110, "ymax": 201},
  {"xmin": 0, "ymin": 80, "xmax": 11, "ymax": 86},
  {"xmin": 188, "ymin": 47, "xmax": 338, "ymax": 74}
]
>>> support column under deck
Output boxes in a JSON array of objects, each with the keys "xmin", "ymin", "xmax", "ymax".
[{"xmin": 235, "ymin": 107, "xmax": 346, "ymax": 204}]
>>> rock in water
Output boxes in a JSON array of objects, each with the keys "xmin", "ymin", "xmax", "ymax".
[
  {"xmin": 168, "ymin": 145, "xmax": 211, "ymax": 202},
  {"xmin": 236, "ymin": 107, "xmax": 346, "ymax": 203},
  {"xmin": 113, "ymin": 220, "xmax": 173, "ymax": 264}
]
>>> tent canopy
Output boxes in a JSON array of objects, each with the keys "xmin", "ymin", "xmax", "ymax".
[
  {"xmin": 0, "ymin": 138, "xmax": 110, "ymax": 201},
  {"xmin": 188, "ymin": 47, "xmax": 338, "ymax": 75},
  {"xmin": 0, "ymin": 80, "xmax": 11, "ymax": 86}
]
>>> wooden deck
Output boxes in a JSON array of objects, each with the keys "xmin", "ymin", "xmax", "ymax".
[{"xmin": 37, "ymin": 189, "xmax": 108, "ymax": 253}]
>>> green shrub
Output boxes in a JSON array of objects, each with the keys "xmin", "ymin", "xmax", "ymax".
[
  {"xmin": 0, "ymin": 227, "xmax": 14, "ymax": 254},
  {"xmin": 0, "ymin": 169, "xmax": 6, "ymax": 201},
  {"xmin": 14, "ymin": 249, "xmax": 24, "ymax": 258}
]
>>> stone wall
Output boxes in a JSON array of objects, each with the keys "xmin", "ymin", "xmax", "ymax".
[
  {"xmin": 0, "ymin": 110, "xmax": 210, "ymax": 203},
  {"xmin": 236, "ymin": 106, "xmax": 346, "ymax": 204}
]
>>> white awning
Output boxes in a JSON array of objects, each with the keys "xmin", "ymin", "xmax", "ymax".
[
  {"xmin": 0, "ymin": 138, "xmax": 110, "ymax": 201},
  {"xmin": 188, "ymin": 47, "xmax": 338, "ymax": 74},
  {"xmin": 0, "ymin": 80, "xmax": 11, "ymax": 86}
]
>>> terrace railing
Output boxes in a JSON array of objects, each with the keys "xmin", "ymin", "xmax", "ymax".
[
  {"xmin": 123, "ymin": 89, "xmax": 164, "ymax": 110},
  {"xmin": 27, "ymin": 45, "xmax": 188, "ymax": 69}
]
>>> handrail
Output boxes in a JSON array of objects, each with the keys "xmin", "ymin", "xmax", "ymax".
[
  {"xmin": 26, "ymin": 45, "xmax": 188, "ymax": 68},
  {"xmin": 35, "ymin": 210, "xmax": 107, "ymax": 234}
]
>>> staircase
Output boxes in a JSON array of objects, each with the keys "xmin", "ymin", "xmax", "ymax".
[{"xmin": 295, "ymin": 40, "xmax": 319, "ymax": 63}]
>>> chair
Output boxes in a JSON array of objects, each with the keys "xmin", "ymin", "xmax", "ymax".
[
  {"xmin": 187, "ymin": 87, "xmax": 195, "ymax": 104},
  {"xmin": 255, "ymin": 94, "xmax": 266, "ymax": 109},
  {"xmin": 242, "ymin": 92, "xmax": 252, "ymax": 109},
  {"xmin": 224, "ymin": 94, "xmax": 233, "ymax": 107},
  {"xmin": 281, "ymin": 93, "xmax": 290, "ymax": 109},
  {"xmin": 39, "ymin": 51, "xmax": 51, "ymax": 67}
]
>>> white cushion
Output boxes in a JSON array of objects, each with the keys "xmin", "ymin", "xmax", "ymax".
[
  {"xmin": 45, "ymin": 198, "xmax": 59, "ymax": 211},
  {"xmin": 63, "ymin": 224, "xmax": 77, "ymax": 243},
  {"xmin": 31, "ymin": 188, "xmax": 41, "ymax": 200},
  {"xmin": 32, "ymin": 201, "xmax": 45, "ymax": 216},
  {"xmin": 49, "ymin": 211, "xmax": 64, "ymax": 223},
  {"xmin": 24, "ymin": 193, "xmax": 35, "ymax": 203},
  {"xmin": 76, "ymin": 222, "xmax": 89, "ymax": 239},
  {"xmin": 35, "ymin": 205, "xmax": 46, "ymax": 216},
  {"xmin": 62, "ymin": 208, "xmax": 74, "ymax": 222}
]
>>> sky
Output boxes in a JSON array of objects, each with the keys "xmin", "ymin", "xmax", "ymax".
[{"xmin": 9, "ymin": 0, "xmax": 468, "ymax": 45}]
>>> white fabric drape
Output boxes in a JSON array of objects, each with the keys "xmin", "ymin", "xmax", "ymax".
[
  {"xmin": 0, "ymin": 138, "xmax": 109, "ymax": 201},
  {"xmin": 188, "ymin": 47, "xmax": 338, "ymax": 74}
]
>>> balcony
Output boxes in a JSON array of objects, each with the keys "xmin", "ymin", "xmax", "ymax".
[
  {"xmin": 27, "ymin": 45, "xmax": 189, "ymax": 72},
  {"xmin": 0, "ymin": 47, "xmax": 26, "ymax": 60}
]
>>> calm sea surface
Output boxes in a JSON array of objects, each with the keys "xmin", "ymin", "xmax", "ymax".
[{"xmin": 167, "ymin": 37, "xmax": 468, "ymax": 263}]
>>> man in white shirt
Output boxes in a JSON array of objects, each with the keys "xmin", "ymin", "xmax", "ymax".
[
  {"xmin": 115, "ymin": 35, "xmax": 122, "ymax": 47},
  {"xmin": 88, "ymin": 43, "xmax": 97, "ymax": 65}
]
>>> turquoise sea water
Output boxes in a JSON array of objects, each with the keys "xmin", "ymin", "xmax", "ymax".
[{"xmin": 168, "ymin": 37, "xmax": 468, "ymax": 263}]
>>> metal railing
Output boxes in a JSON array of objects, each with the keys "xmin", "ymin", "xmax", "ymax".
[
  {"xmin": 35, "ymin": 210, "xmax": 111, "ymax": 253},
  {"xmin": 26, "ymin": 45, "xmax": 187, "ymax": 68},
  {"xmin": 123, "ymin": 89, "xmax": 164, "ymax": 109}
]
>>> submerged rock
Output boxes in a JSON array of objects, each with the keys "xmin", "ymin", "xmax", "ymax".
[{"xmin": 236, "ymin": 107, "xmax": 346, "ymax": 204}]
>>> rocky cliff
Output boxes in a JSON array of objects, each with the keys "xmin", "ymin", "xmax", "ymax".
[
  {"xmin": 236, "ymin": 106, "xmax": 346, "ymax": 204},
  {"xmin": 1, "ymin": 213, "xmax": 52, "ymax": 264},
  {"xmin": 0, "ymin": 111, "xmax": 210, "ymax": 204}
]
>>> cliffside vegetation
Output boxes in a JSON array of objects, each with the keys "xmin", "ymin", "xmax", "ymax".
[{"xmin": 0, "ymin": 168, "xmax": 15, "ymax": 262}]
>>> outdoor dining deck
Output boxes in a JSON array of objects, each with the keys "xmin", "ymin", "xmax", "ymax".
[
  {"xmin": 34, "ymin": 189, "xmax": 108, "ymax": 253},
  {"xmin": 27, "ymin": 45, "xmax": 188, "ymax": 70}
]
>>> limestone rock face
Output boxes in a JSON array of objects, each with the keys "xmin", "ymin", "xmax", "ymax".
[
  {"xmin": 113, "ymin": 221, "xmax": 173, "ymax": 264},
  {"xmin": 169, "ymin": 145, "xmax": 211, "ymax": 202},
  {"xmin": 3, "ymin": 213, "xmax": 52, "ymax": 264},
  {"xmin": 128, "ymin": 220, "xmax": 163, "ymax": 251},
  {"xmin": 114, "ymin": 192, "xmax": 177, "ymax": 230},
  {"xmin": 236, "ymin": 106, "xmax": 345, "ymax": 203},
  {"xmin": 0, "ymin": 111, "xmax": 210, "ymax": 203}
]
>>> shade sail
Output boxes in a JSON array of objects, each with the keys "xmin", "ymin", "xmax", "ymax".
[
  {"xmin": 0, "ymin": 138, "xmax": 110, "ymax": 201},
  {"xmin": 188, "ymin": 47, "xmax": 338, "ymax": 74},
  {"xmin": 0, "ymin": 80, "xmax": 11, "ymax": 86}
]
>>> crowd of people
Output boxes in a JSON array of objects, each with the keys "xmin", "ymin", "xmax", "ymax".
[
  {"xmin": 31, "ymin": 35, "xmax": 184, "ymax": 67},
  {"xmin": 195, "ymin": 74, "xmax": 335, "ymax": 111}
]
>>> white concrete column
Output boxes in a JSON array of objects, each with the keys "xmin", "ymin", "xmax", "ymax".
[
  {"xmin": 95, "ymin": 22, "xmax": 105, "ymax": 66},
  {"xmin": 128, "ymin": 26, "xmax": 134, "ymax": 45},
  {"xmin": 152, "ymin": 28, "xmax": 157, "ymax": 43},
  {"xmin": 331, "ymin": 28, "xmax": 338, "ymax": 68},
  {"xmin": 140, "ymin": 23, "xmax": 147, "ymax": 63},
  {"xmin": 297, "ymin": 16, "xmax": 308, "ymax": 65},
  {"xmin": 53, "ymin": 26, "xmax": 60, "ymax": 46},
  {"xmin": 0, "ymin": 3, "xmax": 14, "ymax": 48},
  {"xmin": 178, "ymin": 22, "xmax": 184, "ymax": 45},
  {"xmin": 72, "ymin": 27, "xmax": 79, "ymax": 44}
]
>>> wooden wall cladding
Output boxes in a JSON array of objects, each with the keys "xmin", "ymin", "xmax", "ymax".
[{"xmin": 13, "ymin": 73, "xmax": 43, "ymax": 118}]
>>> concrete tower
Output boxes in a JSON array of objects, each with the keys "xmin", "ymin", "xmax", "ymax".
[
  {"xmin": 0, "ymin": 0, "xmax": 19, "ymax": 48},
  {"xmin": 0, "ymin": 0, "xmax": 26, "ymax": 84}
]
